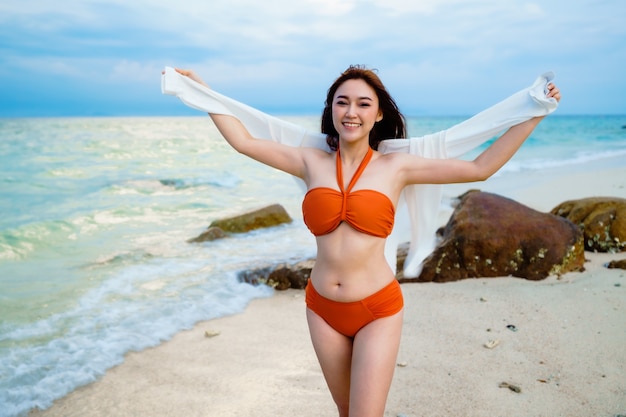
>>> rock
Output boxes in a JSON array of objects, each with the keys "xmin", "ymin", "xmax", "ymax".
[
  {"xmin": 484, "ymin": 339, "xmax": 500, "ymax": 349},
  {"xmin": 187, "ymin": 226, "xmax": 227, "ymax": 243},
  {"xmin": 499, "ymin": 382, "xmax": 521, "ymax": 393},
  {"xmin": 266, "ymin": 260, "xmax": 314, "ymax": 290},
  {"xmin": 209, "ymin": 204, "xmax": 292, "ymax": 233},
  {"xmin": 238, "ymin": 265, "xmax": 275, "ymax": 287},
  {"xmin": 410, "ymin": 191, "xmax": 585, "ymax": 283},
  {"xmin": 607, "ymin": 259, "xmax": 626, "ymax": 270},
  {"xmin": 204, "ymin": 329, "xmax": 221, "ymax": 338},
  {"xmin": 395, "ymin": 242, "xmax": 410, "ymax": 280},
  {"xmin": 188, "ymin": 204, "xmax": 292, "ymax": 243},
  {"xmin": 551, "ymin": 197, "xmax": 626, "ymax": 253},
  {"xmin": 238, "ymin": 259, "xmax": 315, "ymax": 290}
]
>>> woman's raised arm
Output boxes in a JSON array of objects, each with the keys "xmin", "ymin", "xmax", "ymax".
[
  {"xmin": 399, "ymin": 83, "xmax": 561, "ymax": 185},
  {"xmin": 173, "ymin": 68, "xmax": 309, "ymax": 179}
]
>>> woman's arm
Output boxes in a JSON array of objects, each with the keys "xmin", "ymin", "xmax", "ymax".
[
  {"xmin": 400, "ymin": 83, "xmax": 561, "ymax": 185},
  {"xmin": 174, "ymin": 68, "xmax": 309, "ymax": 179}
]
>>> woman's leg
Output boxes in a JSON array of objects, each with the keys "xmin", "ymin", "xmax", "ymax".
[
  {"xmin": 349, "ymin": 309, "xmax": 404, "ymax": 417},
  {"xmin": 306, "ymin": 308, "xmax": 354, "ymax": 417}
]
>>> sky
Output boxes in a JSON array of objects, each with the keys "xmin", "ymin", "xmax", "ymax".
[{"xmin": 0, "ymin": 0, "xmax": 624, "ymax": 117}]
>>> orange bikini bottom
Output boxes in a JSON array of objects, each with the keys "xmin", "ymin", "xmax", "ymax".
[{"xmin": 305, "ymin": 279, "xmax": 404, "ymax": 337}]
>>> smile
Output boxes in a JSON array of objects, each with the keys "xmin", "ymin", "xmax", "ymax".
[{"xmin": 343, "ymin": 122, "xmax": 361, "ymax": 127}]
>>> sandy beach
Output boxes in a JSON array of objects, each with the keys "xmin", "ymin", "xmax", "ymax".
[{"xmin": 30, "ymin": 164, "xmax": 626, "ymax": 417}]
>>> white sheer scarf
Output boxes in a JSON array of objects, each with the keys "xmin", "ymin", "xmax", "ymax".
[{"xmin": 162, "ymin": 67, "xmax": 558, "ymax": 277}]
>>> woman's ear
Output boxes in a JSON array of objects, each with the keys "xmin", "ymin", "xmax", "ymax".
[{"xmin": 376, "ymin": 111, "xmax": 383, "ymax": 122}]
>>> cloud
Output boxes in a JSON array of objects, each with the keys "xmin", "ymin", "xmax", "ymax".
[{"xmin": 0, "ymin": 0, "xmax": 625, "ymax": 116}]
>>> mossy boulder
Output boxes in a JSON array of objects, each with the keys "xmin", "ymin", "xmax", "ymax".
[
  {"xmin": 210, "ymin": 203, "xmax": 292, "ymax": 233},
  {"xmin": 189, "ymin": 204, "xmax": 292, "ymax": 243},
  {"xmin": 410, "ymin": 191, "xmax": 585, "ymax": 283},
  {"xmin": 551, "ymin": 197, "xmax": 626, "ymax": 253}
]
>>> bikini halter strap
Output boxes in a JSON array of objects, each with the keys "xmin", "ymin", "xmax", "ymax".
[{"xmin": 336, "ymin": 147, "xmax": 373, "ymax": 194}]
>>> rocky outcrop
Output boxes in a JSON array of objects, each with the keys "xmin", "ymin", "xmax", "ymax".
[
  {"xmin": 239, "ymin": 259, "xmax": 314, "ymax": 290},
  {"xmin": 210, "ymin": 203, "xmax": 292, "ymax": 233},
  {"xmin": 198, "ymin": 195, "xmax": 612, "ymax": 288},
  {"xmin": 409, "ymin": 191, "xmax": 585, "ymax": 283},
  {"xmin": 187, "ymin": 227, "xmax": 227, "ymax": 243},
  {"xmin": 189, "ymin": 204, "xmax": 292, "ymax": 242},
  {"xmin": 551, "ymin": 197, "xmax": 626, "ymax": 253},
  {"xmin": 607, "ymin": 259, "xmax": 626, "ymax": 270}
]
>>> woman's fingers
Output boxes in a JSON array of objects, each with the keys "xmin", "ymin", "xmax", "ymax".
[{"xmin": 547, "ymin": 83, "xmax": 561, "ymax": 102}]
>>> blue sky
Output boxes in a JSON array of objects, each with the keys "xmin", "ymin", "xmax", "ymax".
[{"xmin": 1, "ymin": 0, "xmax": 624, "ymax": 117}]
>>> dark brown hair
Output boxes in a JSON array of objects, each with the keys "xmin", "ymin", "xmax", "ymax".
[{"xmin": 321, "ymin": 65, "xmax": 406, "ymax": 151}]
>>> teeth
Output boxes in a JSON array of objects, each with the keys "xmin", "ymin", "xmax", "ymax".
[{"xmin": 344, "ymin": 122, "xmax": 361, "ymax": 127}]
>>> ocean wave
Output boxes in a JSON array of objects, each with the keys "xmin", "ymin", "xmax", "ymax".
[
  {"xmin": 106, "ymin": 175, "xmax": 241, "ymax": 195},
  {"xmin": 0, "ymin": 204, "xmax": 190, "ymax": 261},
  {"xmin": 0, "ymin": 221, "xmax": 77, "ymax": 260},
  {"xmin": 83, "ymin": 250, "xmax": 156, "ymax": 269},
  {"xmin": 498, "ymin": 147, "xmax": 626, "ymax": 174},
  {"xmin": 159, "ymin": 175, "xmax": 241, "ymax": 189},
  {"xmin": 0, "ymin": 260, "xmax": 273, "ymax": 417}
]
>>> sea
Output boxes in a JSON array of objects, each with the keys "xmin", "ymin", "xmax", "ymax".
[{"xmin": 1, "ymin": 114, "xmax": 625, "ymax": 416}]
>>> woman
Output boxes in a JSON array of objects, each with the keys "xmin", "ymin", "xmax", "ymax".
[{"xmin": 173, "ymin": 66, "xmax": 560, "ymax": 417}]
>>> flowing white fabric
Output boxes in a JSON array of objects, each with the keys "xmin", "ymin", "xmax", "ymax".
[{"xmin": 162, "ymin": 66, "xmax": 558, "ymax": 277}]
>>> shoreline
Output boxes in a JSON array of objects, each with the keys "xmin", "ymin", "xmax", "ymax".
[
  {"xmin": 29, "ymin": 165, "xmax": 626, "ymax": 417},
  {"xmin": 29, "ymin": 255, "xmax": 626, "ymax": 417}
]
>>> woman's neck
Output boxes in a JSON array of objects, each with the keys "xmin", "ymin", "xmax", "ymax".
[{"xmin": 338, "ymin": 141, "xmax": 371, "ymax": 166}]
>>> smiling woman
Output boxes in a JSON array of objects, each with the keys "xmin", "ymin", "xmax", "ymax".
[
  {"xmin": 165, "ymin": 64, "xmax": 560, "ymax": 417},
  {"xmin": 321, "ymin": 65, "xmax": 404, "ymax": 152}
]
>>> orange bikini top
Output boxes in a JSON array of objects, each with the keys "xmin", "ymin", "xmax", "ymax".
[{"xmin": 302, "ymin": 147, "xmax": 395, "ymax": 238}]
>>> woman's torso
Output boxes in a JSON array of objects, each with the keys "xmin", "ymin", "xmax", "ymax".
[{"xmin": 302, "ymin": 148, "xmax": 403, "ymax": 302}]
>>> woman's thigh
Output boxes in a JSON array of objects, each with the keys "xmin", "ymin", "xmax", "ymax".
[
  {"xmin": 306, "ymin": 308, "xmax": 353, "ymax": 413},
  {"xmin": 350, "ymin": 309, "xmax": 404, "ymax": 417}
]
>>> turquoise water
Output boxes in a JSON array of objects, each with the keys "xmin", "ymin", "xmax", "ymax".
[{"xmin": 0, "ymin": 115, "xmax": 625, "ymax": 416}]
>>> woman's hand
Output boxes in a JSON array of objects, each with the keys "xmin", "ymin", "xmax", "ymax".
[
  {"xmin": 546, "ymin": 82, "xmax": 561, "ymax": 102},
  {"xmin": 174, "ymin": 68, "xmax": 209, "ymax": 88}
]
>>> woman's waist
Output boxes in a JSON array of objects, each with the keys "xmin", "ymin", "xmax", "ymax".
[{"xmin": 309, "ymin": 263, "xmax": 396, "ymax": 302}]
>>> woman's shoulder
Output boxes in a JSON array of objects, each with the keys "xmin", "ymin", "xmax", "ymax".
[
  {"xmin": 375, "ymin": 149, "xmax": 426, "ymax": 183},
  {"xmin": 376, "ymin": 149, "xmax": 414, "ymax": 164},
  {"xmin": 303, "ymin": 146, "xmax": 334, "ymax": 160}
]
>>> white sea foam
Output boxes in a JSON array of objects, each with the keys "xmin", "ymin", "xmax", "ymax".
[{"xmin": 0, "ymin": 262, "xmax": 273, "ymax": 417}]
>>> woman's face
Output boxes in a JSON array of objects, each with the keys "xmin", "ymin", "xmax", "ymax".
[{"xmin": 332, "ymin": 79, "xmax": 383, "ymax": 144}]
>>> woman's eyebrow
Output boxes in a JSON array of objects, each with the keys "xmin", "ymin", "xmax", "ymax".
[{"xmin": 335, "ymin": 95, "xmax": 373, "ymax": 101}]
